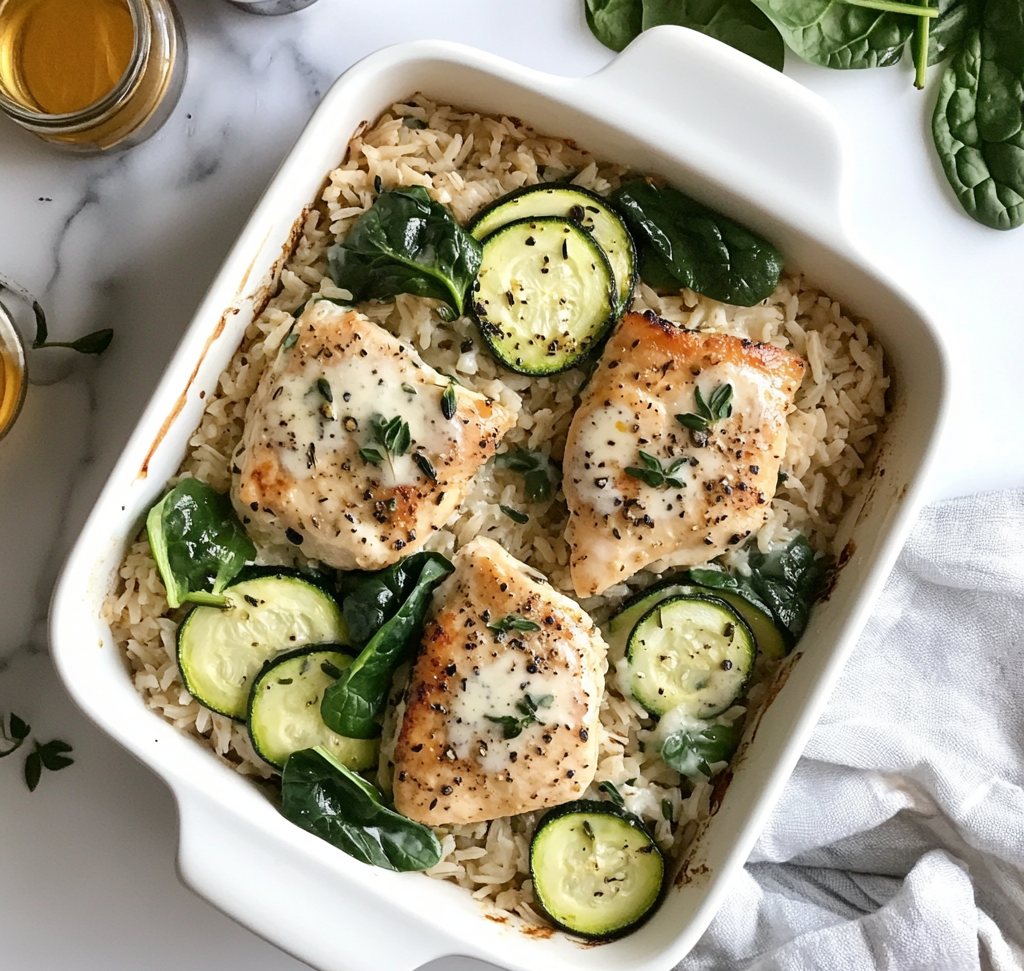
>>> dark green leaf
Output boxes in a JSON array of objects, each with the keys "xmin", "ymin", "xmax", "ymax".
[
  {"xmin": 661, "ymin": 723, "xmax": 738, "ymax": 777},
  {"xmin": 9, "ymin": 712, "xmax": 30, "ymax": 741},
  {"xmin": 585, "ymin": 0, "xmax": 644, "ymax": 51},
  {"xmin": 675, "ymin": 412, "xmax": 710, "ymax": 432},
  {"xmin": 662, "ymin": 798, "xmax": 674, "ymax": 821},
  {"xmin": 317, "ymin": 378, "xmax": 333, "ymax": 402},
  {"xmin": 625, "ymin": 465, "xmax": 664, "ymax": 488},
  {"xmin": 708, "ymin": 381, "xmax": 734, "ymax": 419},
  {"xmin": 494, "ymin": 447, "xmax": 561, "ymax": 503},
  {"xmin": 281, "ymin": 747, "xmax": 442, "ymax": 871},
  {"xmin": 359, "ymin": 447, "xmax": 384, "ymax": 465},
  {"xmin": 612, "ymin": 179, "xmax": 783, "ymax": 306},
  {"xmin": 598, "ymin": 780, "xmax": 626, "ymax": 807},
  {"xmin": 625, "ymin": 451, "xmax": 689, "ymax": 490},
  {"xmin": 487, "ymin": 614, "xmax": 542, "ymax": 634},
  {"xmin": 327, "ymin": 186, "xmax": 482, "ymax": 316},
  {"xmin": 928, "ymin": 0, "xmax": 981, "ymax": 65},
  {"xmin": 402, "ymin": 116, "xmax": 428, "ymax": 129},
  {"xmin": 371, "ymin": 414, "xmax": 412, "ymax": 458},
  {"xmin": 932, "ymin": 20, "xmax": 1024, "ymax": 230},
  {"xmin": 282, "ymin": 331, "xmax": 299, "ymax": 350},
  {"xmin": 412, "ymin": 452, "xmax": 438, "ymax": 482},
  {"xmin": 688, "ymin": 535, "xmax": 829, "ymax": 646},
  {"xmin": 642, "ymin": 0, "xmax": 786, "ymax": 71},
  {"xmin": 31, "ymin": 300, "xmax": 47, "ymax": 345},
  {"xmin": 322, "ymin": 553, "xmax": 453, "ymax": 738},
  {"xmin": 24, "ymin": 750, "xmax": 41, "ymax": 791},
  {"xmin": 401, "ymin": 383, "xmax": 417, "ymax": 395},
  {"xmin": 145, "ymin": 479, "xmax": 256, "ymax": 609},
  {"xmin": 499, "ymin": 504, "xmax": 529, "ymax": 524},
  {"xmin": 485, "ymin": 714, "xmax": 526, "ymax": 739},
  {"xmin": 441, "ymin": 379, "xmax": 458, "ymax": 420},
  {"xmin": 36, "ymin": 739, "xmax": 74, "ymax": 771},
  {"xmin": 750, "ymin": 0, "xmax": 915, "ymax": 69}
]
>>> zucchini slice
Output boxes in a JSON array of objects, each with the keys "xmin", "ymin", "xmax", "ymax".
[
  {"xmin": 177, "ymin": 572, "xmax": 349, "ymax": 720},
  {"xmin": 530, "ymin": 800, "xmax": 664, "ymax": 940},
  {"xmin": 607, "ymin": 578, "xmax": 786, "ymax": 662},
  {"xmin": 626, "ymin": 594, "xmax": 754, "ymax": 718},
  {"xmin": 469, "ymin": 184, "xmax": 637, "ymax": 314},
  {"xmin": 471, "ymin": 216, "xmax": 615, "ymax": 375},
  {"xmin": 247, "ymin": 647, "xmax": 378, "ymax": 771}
]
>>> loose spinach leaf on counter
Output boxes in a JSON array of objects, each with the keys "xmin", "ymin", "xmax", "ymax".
[
  {"xmin": 932, "ymin": 11, "xmax": 1024, "ymax": 231},
  {"xmin": 928, "ymin": 0, "xmax": 982, "ymax": 65},
  {"xmin": 643, "ymin": 0, "xmax": 786, "ymax": 70},
  {"xmin": 611, "ymin": 178, "xmax": 783, "ymax": 306},
  {"xmin": 688, "ymin": 535, "xmax": 828, "ymax": 647},
  {"xmin": 145, "ymin": 478, "xmax": 256, "ymax": 609},
  {"xmin": 328, "ymin": 185, "xmax": 482, "ymax": 316},
  {"xmin": 322, "ymin": 552, "xmax": 453, "ymax": 738},
  {"xmin": 281, "ymin": 747, "xmax": 442, "ymax": 871},
  {"xmin": 661, "ymin": 723, "xmax": 738, "ymax": 778},
  {"xmin": 749, "ymin": 0, "xmax": 916, "ymax": 69},
  {"xmin": 585, "ymin": 0, "xmax": 644, "ymax": 50},
  {"xmin": 493, "ymin": 446, "xmax": 562, "ymax": 503}
]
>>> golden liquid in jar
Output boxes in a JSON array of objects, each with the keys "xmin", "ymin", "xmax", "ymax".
[
  {"xmin": 0, "ymin": 338, "xmax": 25, "ymax": 439},
  {"xmin": 0, "ymin": 0, "xmax": 134, "ymax": 115}
]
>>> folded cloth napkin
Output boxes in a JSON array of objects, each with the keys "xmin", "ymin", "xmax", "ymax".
[{"xmin": 680, "ymin": 490, "xmax": 1024, "ymax": 971}]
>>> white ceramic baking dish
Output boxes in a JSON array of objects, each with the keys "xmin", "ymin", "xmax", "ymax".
[{"xmin": 51, "ymin": 27, "xmax": 949, "ymax": 971}]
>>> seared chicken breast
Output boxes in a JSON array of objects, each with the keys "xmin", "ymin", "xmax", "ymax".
[
  {"xmin": 392, "ymin": 537, "xmax": 606, "ymax": 826},
  {"xmin": 232, "ymin": 303, "xmax": 517, "ymax": 570},
  {"xmin": 564, "ymin": 312, "xmax": 805, "ymax": 597}
]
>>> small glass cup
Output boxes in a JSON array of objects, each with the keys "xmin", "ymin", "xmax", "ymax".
[
  {"xmin": 0, "ymin": 0, "xmax": 187, "ymax": 153},
  {"xmin": 0, "ymin": 300, "xmax": 27, "ymax": 442}
]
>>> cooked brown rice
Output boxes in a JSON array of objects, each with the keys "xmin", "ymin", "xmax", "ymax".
[{"xmin": 103, "ymin": 96, "xmax": 888, "ymax": 929}]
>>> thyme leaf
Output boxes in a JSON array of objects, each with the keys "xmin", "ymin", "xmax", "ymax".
[
  {"xmin": 499, "ymin": 505, "xmax": 529, "ymax": 524},
  {"xmin": 676, "ymin": 382, "xmax": 734, "ymax": 432},
  {"xmin": 598, "ymin": 780, "xmax": 625, "ymax": 807},
  {"xmin": 412, "ymin": 452, "xmax": 438, "ymax": 482},
  {"xmin": 624, "ymin": 451, "xmax": 688, "ymax": 489},
  {"xmin": 487, "ymin": 614, "xmax": 541, "ymax": 634},
  {"xmin": 494, "ymin": 447, "xmax": 561, "ymax": 503},
  {"xmin": 441, "ymin": 379, "xmax": 458, "ymax": 420},
  {"xmin": 484, "ymin": 693, "xmax": 553, "ymax": 739},
  {"xmin": 359, "ymin": 447, "xmax": 385, "ymax": 466}
]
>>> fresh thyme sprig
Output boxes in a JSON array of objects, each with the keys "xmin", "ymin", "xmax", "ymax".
[
  {"xmin": 487, "ymin": 614, "xmax": 541, "ymax": 634},
  {"xmin": 494, "ymin": 447, "xmax": 561, "ymax": 503},
  {"xmin": 1, "ymin": 711, "xmax": 74, "ymax": 792},
  {"xmin": 676, "ymin": 382, "xmax": 734, "ymax": 433},
  {"xmin": 0, "ymin": 274, "xmax": 112, "ymax": 355},
  {"xmin": 441, "ymin": 379, "xmax": 457, "ymax": 420},
  {"xmin": 625, "ymin": 451, "xmax": 688, "ymax": 489},
  {"xmin": 484, "ymin": 693, "xmax": 553, "ymax": 740},
  {"xmin": 359, "ymin": 414, "xmax": 412, "ymax": 472}
]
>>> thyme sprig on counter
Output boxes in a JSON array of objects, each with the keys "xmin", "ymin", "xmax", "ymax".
[
  {"xmin": 0, "ymin": 274, "xmax": 112, "ymax": 355},
  {"xmin": 676, "ymin": 382, "xmax": 734, "ymax": 433},
  {"xmin": 1, "ymin": 711, "xmax": 74, "ymax": 792},
  {"xmin": 625, "ymin": 451, "xmax": 688, "ymax": 489}
]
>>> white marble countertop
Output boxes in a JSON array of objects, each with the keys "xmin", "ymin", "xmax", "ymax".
[{"xmin": 1, "ymin": 2, "xmax": 1022, "ymax": 969}]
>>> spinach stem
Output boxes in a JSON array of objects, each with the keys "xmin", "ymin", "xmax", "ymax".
[
  {"xmin": 912, "ymin": 0, "xmax": 932, "ymax": 90},
  {"xmin": 840, "ymin": 0, "xmax": 936, "ymax": 16}
]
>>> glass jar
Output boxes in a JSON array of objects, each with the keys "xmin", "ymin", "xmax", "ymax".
[
  {"xmin": 0, "ymin": 0, "xmax": 187, "ymax": 153},
  {"xmin": 0, "ymin": 299, "xmax": 27, "ymax": 442}
]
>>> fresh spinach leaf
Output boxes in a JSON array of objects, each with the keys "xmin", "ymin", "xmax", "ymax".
[
  {"xmin": 328, "ymin": 185, "xmax": 482, "ymax": 316},
  {"xmin": 928, "ymin": 0, "xmax": 982, "ymax": 65},
  {"xmin": 612, "ymin": 178, "xmax": 783, "ymax": 306},
  {"xmin": 688, "ymin": 534, "xmax": 828, "ymax": 646},
  {"xmin": 494, "ymin": 447, "xmax": 562, "ymax": 503},
  {"xmin": 322, "ymin": 553, "xmax": 453, "ymax": 738},
  {"xmin": 932, "ymin": 20, "xmax": 1024, "ymax": 230},
  {"xmin": 750, "ymin": 0, "xmax": 915, "ymax": 69},
  {"xmin": 642, "ymin": 0, "xmax": 786, "ymax": 70},
  {"xmin": 145, "ymin": 478, "xmax": 255, "ymax": 609},
  {"xmin": 661, "ymin": 722, "xmax": 738, "ymax": 777},
  {"xmin": 585, "ymin": 0, "xmax": 644, "ymax": 51},
  {"xmin": 281, "ymin": 747, "xmax": 442, "ymax": 872}
]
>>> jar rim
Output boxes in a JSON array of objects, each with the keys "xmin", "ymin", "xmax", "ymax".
[
  {"xmin": 0, "ymin": 298, "xmax": 28, "ymax": 443},
  {"xmin": 0, "ymin": 0, "xmax": 152, "ymax": 130}
]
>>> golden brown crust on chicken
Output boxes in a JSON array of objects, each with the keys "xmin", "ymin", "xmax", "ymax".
[
  {"xmin": 564, "ymin": 312, "xmax": 805, "ymax": 597},
  {"xmin": 392, "ymin": 538, "xmax": 606, "ymax": 826}
]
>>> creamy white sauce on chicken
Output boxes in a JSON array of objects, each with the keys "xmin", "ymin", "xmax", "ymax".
[
  {"xmin": 564, "ymin": 312, "xmax": 805, "ymax": 597},
  {"xmin": 232, "ymin": 302, "xmax": 518, "ymax": 570},
  {"xmin": 392, "ymin": 537, "xmax": 607, "ymax": 826}
]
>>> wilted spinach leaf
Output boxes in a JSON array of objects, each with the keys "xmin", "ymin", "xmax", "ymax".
[
  {"xmin": 612, "ymin": 178, "xmax": 783, "ymax": 306},
  {"xmin": 642, "ymin": 0, "xmax": 786, "ymax": 70},
  {"xmin": 688, "ymin": 535, "xmax": 828, "ymax": 647},
  {"xmin": 661, "ymin": 722, "xmax": 738, "ymax": 777},
  {"xmin": 328, "ymin": 185, "xmax": 482, "ymax": 316},
  {"xmin": 322, "ymin": 553, "xmax": 453, "ymax": 738},
  {"xmin": 750, "ymin": 0, "xmax": 915, "ymax": 69},
  {"xmin": 146, "ymin": 479, "xmax": 255, "ymax": 609},
  {"xmin": 585, "ymin": 0, "xmax": 644, "ymax": 50},
  {"xmin": 281, "ymin": 747, "xmax": 441, "ymax": 871},
  {"xmin": 932, "ymin": 17, "xmax": 1024, "ymax": 230}
]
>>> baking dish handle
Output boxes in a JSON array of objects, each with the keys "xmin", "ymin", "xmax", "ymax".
[
  {"xmin": 175, "ymin": 788, "xmax": 454, "ymax": 971},
  {"xmin": 570, "ymin": 26, "xmax": 847, "ymax": 232}
]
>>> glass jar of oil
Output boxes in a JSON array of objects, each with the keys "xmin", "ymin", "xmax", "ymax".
[
  {"xmin": 0, "ymin": 0, "xmax": 186, "ymax": 152},
  {"xmin": 0, "ymin": 300, "xmax": 26, "ymax": 442}
]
